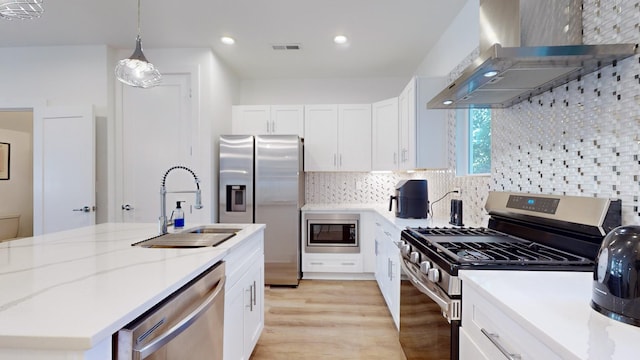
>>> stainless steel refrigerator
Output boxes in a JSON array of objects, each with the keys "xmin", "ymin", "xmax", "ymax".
[{"xmin": 219, "ymin": 135, "xmax": 304, "ymax": 286}]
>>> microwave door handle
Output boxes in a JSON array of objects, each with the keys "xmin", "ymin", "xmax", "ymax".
[{"xmin": 134, "ymin": 276, "xmax": 226, "ymax": 359}]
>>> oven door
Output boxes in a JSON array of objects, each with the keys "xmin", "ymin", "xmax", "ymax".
[{"xmin": 399, "ymin": 257, "xmax": 460, "ymax": 360}]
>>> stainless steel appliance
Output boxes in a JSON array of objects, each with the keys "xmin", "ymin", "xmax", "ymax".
[
  {"xmin": 398, "ymin": 191, "xmax": 621, "ymax": 359},
  {"xmin": 114, "ymin": 261, "xmax": 225, "ymax": 360},
  {"xmin": 305, "ymin": 213, "xmax": 359, "ymax": 253},
  {"xmin": 389, "ymin": 179, "xmax": 429, "ymax": 219},
  {"xmin": 219, "ymin": 135, "xmax": 304, "ymax": 286},
  {"xmin": 592, "ymin": 225, "xmax": 640, "ymax": 327},
  {"xmin": 428, "ymin": 0, "xmax": 637, "ymax": 109}
]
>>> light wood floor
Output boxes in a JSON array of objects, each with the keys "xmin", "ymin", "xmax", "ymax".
[{"xmin": 250, "ymin": 280, "xmax": 406, "ymax": 360}]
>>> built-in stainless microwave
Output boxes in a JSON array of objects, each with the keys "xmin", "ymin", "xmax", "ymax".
[{"xmin": 305, "ymin": 213, "xmax": 359, "ymax": 253}]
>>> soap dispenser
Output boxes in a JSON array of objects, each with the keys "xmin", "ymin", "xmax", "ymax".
[{"xmin": 173, "ymin": 201, "xmax": 185, "ymax": 228}]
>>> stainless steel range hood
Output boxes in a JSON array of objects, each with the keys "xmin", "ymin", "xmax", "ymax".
[{"xmin": 428, "ymin": 0, "xmax": 638, "ymax": 109}]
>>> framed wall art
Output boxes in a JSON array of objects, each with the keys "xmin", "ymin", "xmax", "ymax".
[{"xmin": 0, "ymin": 142, "xmax": 9, "ymax": 180}]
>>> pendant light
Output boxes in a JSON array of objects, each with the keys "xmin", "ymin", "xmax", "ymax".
[
  {"xmin": 115, "ymin": 0, "xmax": 161, "ymax": 88},
  {"xmin": 0, "ymin": 0, "xmax": 44, "ymax": 20}
]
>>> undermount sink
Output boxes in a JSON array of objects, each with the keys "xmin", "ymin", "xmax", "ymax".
[
  {"xmin": 186, "ymin": 226, "xmax": 242, "ymax": 234},
  {"xmin": 133, "ymin": 226, "xmax": 242, "ymax": 248}
]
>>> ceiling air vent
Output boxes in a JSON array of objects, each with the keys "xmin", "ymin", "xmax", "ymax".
[{"xmin": 271, "ymin": 43, "xmax": 302, "ymax": 51}]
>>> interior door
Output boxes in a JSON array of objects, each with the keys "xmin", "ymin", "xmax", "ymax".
[
  {"xmin": 120, "ymin": 74, "xmax": 199, "ymax": 224},
  {"xmin": 35, "ymin": 106, "xmax": 96, "ymax": 235}
]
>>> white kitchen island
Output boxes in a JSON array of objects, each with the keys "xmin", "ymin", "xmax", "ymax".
[{"xmin": 0, "ymin": 222, "xmax": 265, "ymax": 360}]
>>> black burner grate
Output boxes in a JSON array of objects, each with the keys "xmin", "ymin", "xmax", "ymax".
[{"xmin": 406, "ymin": 226, "xmax": 592, "ymax": 265}]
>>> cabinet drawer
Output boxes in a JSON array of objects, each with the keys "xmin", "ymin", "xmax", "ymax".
[
  {"xmin": 461, "ymin": 285, "xmax": 562, "ymax": 360},
  {"xmin": 303, "ymin": 253, "xmax": 363, "ymax": 273}
]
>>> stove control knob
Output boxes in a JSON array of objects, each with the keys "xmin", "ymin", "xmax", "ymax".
[
  {"xmin": 410, "ymin": 251, "xmax": 420, "ymax": 264},
  {"xmin": 419, "ymin": 261, "xmax": 431, "ymax": 274},
  {"xmin": 427, "ymin": 268, "xmax": 440, "ymax": 282},
  {"xmin": 401, "ymin": 244, "xmax": 411, "ymax": 256}
]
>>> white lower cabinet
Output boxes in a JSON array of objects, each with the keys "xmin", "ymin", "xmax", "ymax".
[
  {"xmin": 373, "ymin": 215, "xmax": 400, "ymax": 330},
  {"xmin": 224, "ymin": 234, "xmax": 265, "ymax": 360},
  {"xmin": 461, "ymin": 282, "xmax": 562, "ymax": 360}
]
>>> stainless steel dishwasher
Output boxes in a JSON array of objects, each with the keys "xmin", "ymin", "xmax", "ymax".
[{"xmin": 114, "ymin": 261, "xmax": 225, "ymax": 360}]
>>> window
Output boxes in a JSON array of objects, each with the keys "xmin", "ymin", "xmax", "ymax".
[{"xmin": 456, "ymin": 108, "xmax": 491, "ymax": 176}]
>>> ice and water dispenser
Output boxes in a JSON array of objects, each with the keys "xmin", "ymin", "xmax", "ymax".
[{"xmin": 226, "ymin": 185, "xmax": 246, "ymax": 212}]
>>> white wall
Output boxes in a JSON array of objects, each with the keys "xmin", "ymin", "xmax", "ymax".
[
  {"xmin": 415, "ymin": 0, "xmax": 479, "ymax": 78},
  {"xmin": 0, "ymin": 46, "xmax": 110, "ymax": 115},
  {"xmin": 0, "ymin": 129, "xmax": 32, "ymax": 237},
  {"xmin": 239, "ymin": 77, "xmax": 409, "ymax": 105}
]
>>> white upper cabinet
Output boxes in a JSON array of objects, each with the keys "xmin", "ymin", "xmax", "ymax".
[
  {"xmin": 372, "ymin": 97, "xmax": 399, "ymax": 171},
  {"xmin": 398, "ymin": 79, "xmax": 416, "ymax": 170},
  {"xmin": 232, "ymin": 105, "xmax": 304, "ymax": 136},
  {"xmin": 411, "ymin": 77, "xmax": 449, "ymax": 169},
  {"xmin": 304, "ymin": 104, "xmax": 372, "ymax": 172},
  {"xmin": 372, "ymin": 77, "xmax": 447, "ymax": 171},
  {"xmin": 414, "ymin": 77, "xmax": 448, "ymax": 169}
]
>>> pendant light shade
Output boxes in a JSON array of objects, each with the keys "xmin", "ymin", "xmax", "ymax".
[
  {"xmin": 115, "ymin": 0, "xmax": 161, "ymax": 88},
  {"xmin": 0, "ymin": 0, "xmax": 44, "ymax": 20}
]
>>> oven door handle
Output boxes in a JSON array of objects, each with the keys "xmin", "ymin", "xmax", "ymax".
[{"xmin": 400, "ymin": 258, "xmax": 460, "ymax": 322}]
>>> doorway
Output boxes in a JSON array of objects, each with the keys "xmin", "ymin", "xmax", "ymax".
[{"xmin": 0, "ymin": 110, "xmax": 33, "ymax": 238}]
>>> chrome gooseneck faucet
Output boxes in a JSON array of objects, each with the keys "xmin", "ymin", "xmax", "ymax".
[{"xmin": 159, "ymin": 166, "xmax": 203, "ymax": 234}]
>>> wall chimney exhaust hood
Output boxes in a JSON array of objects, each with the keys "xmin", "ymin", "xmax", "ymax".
[{"xmin": 428, "ymin": 0, "xmax": 638, "ymax": 109}]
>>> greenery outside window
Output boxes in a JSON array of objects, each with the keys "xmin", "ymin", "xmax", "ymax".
[{"xmin": 456, "ymin": 108, "xmax": 491, "ymax": 176}]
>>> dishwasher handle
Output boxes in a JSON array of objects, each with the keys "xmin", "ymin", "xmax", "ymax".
[{"xmin": 134, "ymin": 275, "xmax": 226, "ymax": 359}]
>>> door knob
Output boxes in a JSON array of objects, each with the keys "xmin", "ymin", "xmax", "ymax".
[
  {"xmin": 73, "ymin": 206, "xmax": 91, "ymax": 213},
  {"xmin": 121, "ymin": 204, "xmax": 134, "ymax": 211}
]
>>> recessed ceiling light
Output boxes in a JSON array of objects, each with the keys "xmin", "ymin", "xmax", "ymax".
[
  {"xmin": 443, "ymin": 100, "xmax": 453, "ymax": 105},
  {"xmin": 483, "ymin": 70, "xmax": 499, "ymax": 77},
  {"xmin": 334, "ymin": 35, "xmax": 348, "ymax": 44},
  {"xmin": 221, "ymin": 36, "xmax": 235, "ymax": 45}
]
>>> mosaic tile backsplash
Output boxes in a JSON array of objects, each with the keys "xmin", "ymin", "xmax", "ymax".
[{"xmin": 306, "ymin": 0, "xmax": 640, "ymax": 227}]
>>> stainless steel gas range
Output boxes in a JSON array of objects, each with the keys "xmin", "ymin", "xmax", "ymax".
[{"xmin": 397, "ymin": 191, "xmax": 621, "ymax": 360}]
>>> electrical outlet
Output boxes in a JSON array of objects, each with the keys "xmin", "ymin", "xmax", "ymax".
[{"xmin": 453, "ymin": 187, "xmax": 462, "ymax": 197}]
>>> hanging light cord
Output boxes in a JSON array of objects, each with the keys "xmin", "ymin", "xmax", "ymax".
[{"xmin": 136, "ymin": 0, "xmax": 141, "ymax": 37}]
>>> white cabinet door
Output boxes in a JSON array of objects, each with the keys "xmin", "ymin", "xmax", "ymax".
[
  {"xmin": 304, "ymin": 105, "xmax": 339, "ymax": 171},
  {"xmin": 243, "ymin": 254, "xmax": 265, "ymax": 356},
  {"xmin": 338, "ymin": 104, "xmax": 372, "ymax": 172},
  {"xmin": 399, "ymin": 79, "xmax": 416, "ymax": 170},
  {"xmin": 372, "ymin": 97, "xmax": 399, "ymax": 171},
  {"xmin": 304, "ymin": 104, "xmax": 371, "ymax": 172},
  {"xmin": 415, "ymin": 77, "xmax": 448, "ymax": 169},
  {"xmin": 270, "ymin": 105, "xmax": 304, "ymax": 136},
  {"xmin": 373, "ymin": 215, "xmax": 401, "ymax": 330},
  {"xmin": 386, "ymin": 228, "xmax": 400, "ymax": 329},
  {"xmin": 232, "ymin": 105, "xmax": 271, "ymax": 135},
  {"xmin": 224, "ymin": 234, "xmax": 265, "ymax": 360}
]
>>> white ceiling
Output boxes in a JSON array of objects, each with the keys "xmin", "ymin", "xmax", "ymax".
[{"xmin": 0, "ymin": 0, "xmax": 467, "ymax": 79}]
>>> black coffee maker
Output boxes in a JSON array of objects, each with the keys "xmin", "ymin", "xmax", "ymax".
[{"xmin": 389, "ymin": 180, "xmax": 428, "ymax": 219}]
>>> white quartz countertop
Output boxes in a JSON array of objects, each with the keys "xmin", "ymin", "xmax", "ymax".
[
  {"xmin": 459, "ymin": 270, "xmax": 640, "ymax": 360},
  {"xmin": 0, "ymin": 222, "xmax": 264, "ymax": 352},
  {"xmin": 302, "ymin": 203, "xmax": 477, "ymax": 230}
]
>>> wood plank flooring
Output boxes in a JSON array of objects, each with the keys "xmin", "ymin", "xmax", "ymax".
[{"xmin": 250, "ymin": 280, "xmax": 406, "ymax": 360}]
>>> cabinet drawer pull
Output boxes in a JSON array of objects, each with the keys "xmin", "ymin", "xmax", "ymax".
[
  {"xmin": 481, "ymin": 328, "xmax": 522, "ymax": 360},
  {"xmin": 341, "ymin": 262, "xmax": 355, "ymax": 266},
  {"xmin": 310, "ymin": 262, "xmax": 324, "ymax": 265}
]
